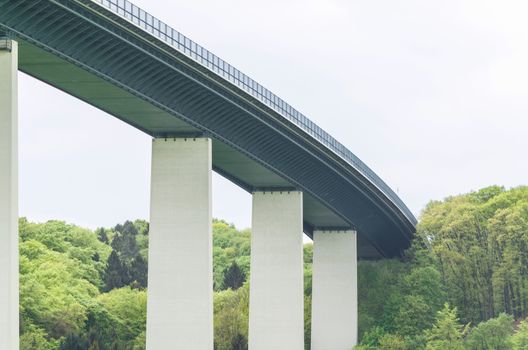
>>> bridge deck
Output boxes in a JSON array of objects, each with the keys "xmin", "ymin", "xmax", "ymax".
[{"xmin": 0, "ymin": 0, "xmax": 417, "ymax": 257}]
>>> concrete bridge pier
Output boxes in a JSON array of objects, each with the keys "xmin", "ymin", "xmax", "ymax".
[
  {"xmin": 146, "ymin": 138, "xmax": 213, "ymax": 350},
  {"xmin": 249, "ymin": 191, "xmax": 305, "ymax": 350},
  {"xmin": 311, "ymin": 230, "xmax": 358, "ymax": 350},
  {"xmin": 0, "ymin": 38, "xmax": 19, "ymax": 350}
]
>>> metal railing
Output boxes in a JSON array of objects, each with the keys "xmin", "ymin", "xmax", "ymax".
[{"xmin": 90, "ymin": 0, "xmax": 416, "ymax": 224}]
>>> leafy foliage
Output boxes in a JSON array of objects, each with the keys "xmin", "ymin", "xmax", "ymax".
[
  {"xmin": 104, "ymin": 251, "xmax": 128, "ymax": 291},
  {"xmin": 512, "ymin": 320, "xmax": 528, "ymax": 350},
  {"xmin": 355, "ymin": 186, "xmax": 528, "ymax": 349},
  {"xmin": 212, "ymin": 220, "xmax": 251, "ymax": 291},
  {"xmin": 222, "ymin": 262, "xmax": 246, "ymax": 291},
  {"xmin": 425, "ymin": 304, "xmax": 468, "ymax": 350},
  {"xmin": 19, "ymin": 218, "xmax": 256, "ymax": 349},
  {"xmin": 214, "ymin": 284, "xmax": 249, "ymax": 350},
  {"xmin": 465, "ymin": 313, "xmax": 514, "ymax": 350},
  {"xmin": 418, "ymin": 186, "xmax": 528, "ymax": 323},
  {"xmin": 17, "ymin": 185, "xmax": 528, "ymax": 349}
]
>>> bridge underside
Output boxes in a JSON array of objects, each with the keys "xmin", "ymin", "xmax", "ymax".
[
  {"xmin": 0, "ymin": 0, "xmax": 416, "ymax": 258},
  {"xmin": 17, "ymin": 38, "xmax": 388, "ymax": 258}
]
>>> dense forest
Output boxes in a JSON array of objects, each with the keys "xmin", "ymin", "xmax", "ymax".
[
  {"xmin": 18, "ymin": 185, "xmax": 528, "ymax": 349},
  {"xmin": 356, "ymin": 185, "xmax": 528, "ymax": 349}
]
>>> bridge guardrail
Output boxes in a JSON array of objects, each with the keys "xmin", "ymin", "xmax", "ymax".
[{"xmin": 91, "ymin": 0, "xmax": 417, "ymax": 225}]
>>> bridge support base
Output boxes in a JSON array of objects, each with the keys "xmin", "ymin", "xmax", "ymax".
[
  {"xmin": 249, "ymin": 191, "xmax": 304, "ymax": 350},
  {"xmin": 146, "ymin": 138, "xmax": 213, "ymax": 350},
  {"xmin": 0, "ymin": 39, "xmax": 19, "ymax": 350},
  {"xmin": 311, "ymin": 230, "xmax": 358, "ymax": 350}
]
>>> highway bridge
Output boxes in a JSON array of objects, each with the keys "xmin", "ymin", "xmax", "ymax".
[{"xmin": 0, "ymin": 0, "xmax": 417, "ymax": 349}]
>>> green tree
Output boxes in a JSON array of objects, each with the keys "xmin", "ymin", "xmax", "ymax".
[
  {"xmin": 19, "ymin": 240, "xmax": 99, "ymax": 338},
  {"xmin": 129, "ymin": 255, "xmax": 148, "ymax": 289},
  {"xmin": 214, "ymin": 284, "xmax": 249, "ymax": 350},
  {"xmin": 392, "ymin": 295, "xmax": 433, "ymax": 337},
  {"xmin": 466, "ymin": 313, "xmax": 514, "ymax": 350},
  {"xmin": 356, "ymin": 326, "xmax": 389, "ymax": 349},
  {"xmin": 111, "ymin": 232, "xmax": 139, "ymax": 265},
  {"xmin": 97, "ymin": 287, "xmax": 148, "ymax": 346},
  {"xmin": 60, "ymin": 334, "xmax": 88, "ymax": 350},
  {"xmin": 512, "ymin": 319, "xmax": 528, "ymax": 350},
  {"xmin": 304, "ymin": 295, "xmax": 311, "ymax": 350},
  {"xmin": 418, "ymin": 186, "xmax": 528, "ymax": 323},
  {"xmin": 378, "ymin": 334, "xmax": 408, "ymax": 350},
  {"xmin": 425, "ymin": 304, "xmax": 468, "ymax": 350},
  {"xmin": 222, "ymin": 262, "xmax": 246, "ymax": 290},
  {"xmin": 83, "ymin": 305, "xmax": 121, "ymax": 349},
  {"xmin": 212, "ymin": 220, "xmax": 251, "ymax": 291},
  {"xmin": 96, "ymin": 228, "xmax": 109, "ymax": 244},
  {"xmin": 19, "ymin": 326, "xmax": 59, "ymax": 350},
  {"xmin": 132, "ymin": 331, "xmax": 147, "ymax": 350},
  {"xmin": 357, "ymin": 259, "xmax": 408, "ymax": 338},
  {"xmin": 104, "ymin": 251, "xmax": 129, "ymax": 291}
]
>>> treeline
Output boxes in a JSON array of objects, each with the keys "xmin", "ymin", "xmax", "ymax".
[
  {"xmin": 18, "ymin": 219, "xmax": 255, "ymax": 349},
  {"xmin": 19, "ymin": 219, "xmax": 148, "ymax": 349},
  {"xmin": 421, "ymin": 186, "xmax": 528, "ymax": 322},
  {"xmin": 18, "ymin": 185, "xmax": 528, "ymax": 349},
  {"xmin": 355, "ymin": 185, "xmax": 528, "ymax": 349}
]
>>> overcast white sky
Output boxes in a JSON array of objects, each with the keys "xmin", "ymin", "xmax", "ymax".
[{"xmin": 18, "ymin": 0, "xmax": 528, "ymax": 230}]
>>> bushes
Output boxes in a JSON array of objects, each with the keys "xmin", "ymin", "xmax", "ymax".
[
  {"xmin": 465, "ymin": 313, "xmax": 514, "ymax": 350},
  {"xmin": 214, "ymin": 284, "xmax": 249, "ymax": 350}
]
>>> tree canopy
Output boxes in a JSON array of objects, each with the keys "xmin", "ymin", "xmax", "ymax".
[{"xmin": 17, "ymin": 185, "xmax": 528, "ymax": 350}]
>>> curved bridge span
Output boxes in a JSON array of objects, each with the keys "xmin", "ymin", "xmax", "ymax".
[
  {"xmin": 0, "ymin": 0, "xmax": 415, "ymax": 257},
  {"xmin": 0, "ymin": 0, "xmax": 416, "ymax": 349}
]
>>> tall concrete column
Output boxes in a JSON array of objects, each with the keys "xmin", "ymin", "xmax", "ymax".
[
  {"xmin": 0, "ymin": 38, "xmax": 19, "ymax": 350},
  {"xmin": 146, "ymin": 138, "xmax": 213, "ymax": 350},
  {"xmin": 249, "ymin": 191, "xmax": 304, "ymax": 350},
  {"xmin": 311, "ymin": 230, "xmax": 358, "ymax": 350}
]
